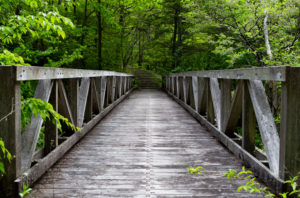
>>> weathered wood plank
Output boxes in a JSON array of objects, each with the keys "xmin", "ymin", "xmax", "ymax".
[
  {"xmin": 0, "ymin": 67, "xmax": 21, "ymax": 198},
  {"xmin": 198, "ymin": 78, "xmax": 207, "ymax": 115},
  {"xmin": 44, "ymin": 80, "xmax": 58, "ymax": 155},
  {"xmin": 220, "ymin": 79, "xmax": 231, "ymax": 132},
  {"xmin": 100, "ymin": 77, "xmax": 107, "ymax": 110},
  {"xmin": 210, "ymin": 78, "xmax": 221, "ymax": 129},
  {"xmin": 15, "ymin": 66, "xmax": 133, "ymax": 81},
  {"xmin": 167, "ymin": 66, "xmax": 286, "ymax": 81},
  {"xmin": 279, "ymin": 67, "xmax": 300, "ymax": 179},
  {"xmin": 78, "ymin": 78, "xmax": 90, "ymax": 127},
  {"xmin": 242, "ymin": 81, "xmax": 256, "ymax": 155},
  {"xmin": 247, "ymin": 80, "xmax": 280, "ymax": 176},
  {"xmin": 21, "ymin": 80, "xmax": 53, "ymax": 172},
  {"xmin": 224, "ymin": 81, "xmax": 243, "ymax": 137},
  {"xmin": 58, "ymin": 80, "xmax": 74, "ymax": 125},
  {"xmin": 192, "ymin": 77, "xmax": 199, "ymax": 112},
  {"xmin": 68, "ymin": 79, "xmax": 79, "ymax": 126}
]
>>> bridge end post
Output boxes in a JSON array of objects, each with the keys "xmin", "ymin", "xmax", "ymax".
[
  {"xmin": 280, "ymin": 66, "xmax": 300, "ymax": 181},
  {"xmin": 0, "ymin": 66, "xmax": 22, "ymax": 197}
]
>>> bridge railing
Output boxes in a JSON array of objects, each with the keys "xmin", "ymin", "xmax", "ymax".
[
  {"xmin": 0, "ymin": 66, "xmax": 134, "ymax": 197},
  {"xmin": 163, "ymin": 66, "xmax": 300, "ymax": 192}
]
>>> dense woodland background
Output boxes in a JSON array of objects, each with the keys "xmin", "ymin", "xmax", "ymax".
[{"xmin": 1, "ymin": 0, "xmax": 300, "ymax": 73}]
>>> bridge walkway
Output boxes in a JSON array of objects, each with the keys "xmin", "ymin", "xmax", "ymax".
[{"xmin": 29, "ymin": 89, "xmax": 264, "ymax": 198}]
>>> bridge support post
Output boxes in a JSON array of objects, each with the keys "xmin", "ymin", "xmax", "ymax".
[
  {"xmin": 280, "ymin": 67, "xmax": 300, "ymax": 180},
  {"xmin": 0, "ymin": 67, "xmax": 21, "ymax": 197}
]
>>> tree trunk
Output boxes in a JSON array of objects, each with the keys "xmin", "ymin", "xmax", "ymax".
[
  {"xmin": 97, "ymin": 0, "xmax": 102, "ymax": 70},
  {"xmin": 263, "ymin": 13, "xmax": 272, "ymax": 60},
  {"xmin": 172, "ymin": 8, "xmax": 178, "ymax": 68}
]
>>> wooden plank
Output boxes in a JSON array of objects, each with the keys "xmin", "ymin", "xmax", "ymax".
[
  {"xmin": 105, "ymin": 77, "xmax": 112, "ymax": 107},
  {"xmin": 111, "ymin": 76, "xmax": 116, "ymax": 102},
  {"xmin": 247, "ymin": 80, "xmax": 280, "ymax": 176},
  {"xmin": 165, "ymin": 89, "xmax": 284, "ymax": 193},
  {"xmin": 77, "ymin": 78, "xmax": 90, "ymax": 127},
  {"xmin": 183, "ymin": 77, "xmax": 188, "ymax": 104},
  {"xmin": 100, "ymin": 77, "xmax": 107, "ymax": 110},
  {"xmin": 166, "ymin": 66, "xmax": 286, "ymax": 81},
  {"xmin": 198, "ymin": 78, "xmax": 207, "ymax": 115},
  {"xmin": 207, "ymin": 80, "xmax": 215, "ymax": 124},
  {"xmin": 242, "ymin": 81, "xmax": 256, "ymax": 155},
  {"xmin": 210, "ymin": 78, "xmax": 221, "ymax": 129},
  {"xmin": 118, "ymin": 77, "xmax": 123, "ymax": 97},
  {"xmin": 15, "ymin": 88, "xmax": 134, "ymax": 190},
  {"xmin": 21, "ymin": 80, "xmax": 53, "ymax": 172},
  {"xmin": 91, "ymin": 79, "xmax": 100, "ymax": 114},
  {"xmin": 176, "ymin": 77, "xmax": 180, "ymax": 98},
  {"xmin": 279, "ymin": 67, "xmax": 300, "ymax": 179},
  {"xmin": 58, "ymin": 80, "xmax": 74, "ymax": 126},
  {"xmin": 171, "ymin": 77, "xmax": 175, "ymax": 94},
  {"xmin": 44, "ymin": 80, "xmax": 58, "ymax": 155},
  {"xmin": 224, "ymin": 81, "xmax": 243, "ymax": 137},
  {"xmin": 123, "ymin": 77, "xmax": 127, "ymax": 94},
  {"xmin": 192, "ymin": 77, "xmax": 199, "ymax": 112},
  {"xmin": 84, "ymin": 85, "xmax": 93, "ymax": 123},
  {"xmin": 15, "ymin": 66, "xmax": 133, "ymax": 81},
  {"xmin": 220, "ymin": 79, "xmax": 232, "ymax": 132},
  {"xmin": 68, "ymin": 79, "xmax": 79, "ymax": 126},
  {"xmin": 0, "ymin": 67, "xmax": 21, "ymax": 197}
]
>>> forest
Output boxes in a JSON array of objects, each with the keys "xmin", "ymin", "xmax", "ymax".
[{"xmin": 1, "ymin": 0, "xmax": 300, "ymax": 73}]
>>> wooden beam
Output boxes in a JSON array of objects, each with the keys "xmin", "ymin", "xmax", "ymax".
[
  {"xmin": 100, "ymin": 77, "xmax": 107, "ymax": 110},
  {"xmin": 0, "ymin": 67, "xmax": 21, "ymax": 197},
  {"xmin": 210, "ymin": 78, "xmax": 221, "ymax": 129},
  {"xmin": 192, "ymin": 77, "xmax": 199, "ymax": 112},
  {"xmin": 224, "ymin": 81, "xmax": 243, "ymax": 137},
  {"xmin": 242, "ymin": 81, "xmax": 256, "ymax": 155},
  {"xmin": 68, "ymin": 79, "xmax": 79, "ymax": 126},
  {"xmin": 58, "ymin": 80, "xmax": 74, "ymax": 125},
  {"xmin": 248, "ymin": 80, "xmax": 280, "ymax": 176},
  {"xmin": 77, "ymin": 78, "xmax": 90, "ymax": 127},
  {"xmin": 198, "ymin": 78, "xmax": 207, "ymax": 115},
  {"xmin": 21, "ymin": 80, "xmax": 53, "ymax": 172},
  {"xmin": 279, "ymin": 67, "xmax": 300, "ymax": 179},
  {"xmin": 15, "ymin": 66, "xmax": 133, "ymax": 81},
  {"xmin": 166, "ymin": 66, "xmax": 286, "ymax": 81},
  {"xmin": 220, "ymin": 79, "xmax": 232, "ymax": 132},
  {"xmin": 44, "ymin": 80, "xmax": 58, "ymax": 155}
]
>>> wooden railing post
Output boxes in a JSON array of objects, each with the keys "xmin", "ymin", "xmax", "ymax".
[
  {"xmin": 220, "ymin": 79, "xmax": 231, "ymax": 132},
  {"xmin": 242, "ymin": 81, "xmax": 256, "ymax": 155},
  {"xmin": 68, "ymin": 79, "xmax": 79, "ymax": 126},
  {"xmin": 280, "ymin": 67, "xmax": 300, "ymax": 179},
  {"xmin": 45, "ymin": 80, "xmax": 58, "ymax": 155},
  {"xmin": 0, "ymin": 67, "xmax": 21, "ymax": 197}
]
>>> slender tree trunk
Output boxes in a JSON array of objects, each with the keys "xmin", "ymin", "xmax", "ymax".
[
  {"xmin": 73, "ymin": 0, "xmax": 76, "ymax": 15},
  {"xmin": 264, "ymin": 13, "xmax": 272, "ymax": 60},
  {"xmin": 172, "ymin": 8, "xmax": 178, "ymax": 68},
  {"xmin": 97, "ymin": 0, "xmax": 102, "ymax": 70},
  {"xmin": 138, "ymin": 29, "xmax": 143, "ymax": 67}
]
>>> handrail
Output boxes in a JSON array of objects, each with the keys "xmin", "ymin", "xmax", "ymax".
[
  {"xmin": 163, "ymin": 66, "xmax": 300, "ymax": 193},
  {"xmin": 0, "ymin": 66, "xmax": 134, "ymax": 197}
]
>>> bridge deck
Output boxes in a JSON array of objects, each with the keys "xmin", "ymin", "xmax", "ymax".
[{"xmin": 30, "ymin": 89, "xmax": 264, "ymax": 198}]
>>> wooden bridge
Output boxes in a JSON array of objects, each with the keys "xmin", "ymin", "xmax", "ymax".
[{"xmin": 0, "ymin": 66, "xmax": 300, "ymax": 197}]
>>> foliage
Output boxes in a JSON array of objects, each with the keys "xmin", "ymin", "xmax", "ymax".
[
  {"xmin": 0, "ymin": 139, "xmax": 12, "ymax": 176},
  {"xmin": 189, "ymin": 165, "xmax": 300, "ymax": 198},
  {"xmin": 21, "ymin": 97, "xmax": 80, "ymax": 132},
  {"xmin": 19, "ymin": 184, "xmax": 32, "ymax": 198}
]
